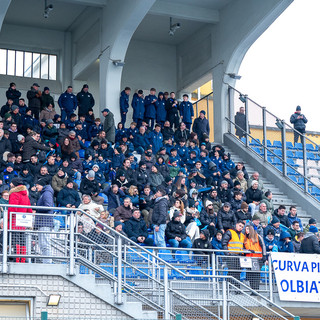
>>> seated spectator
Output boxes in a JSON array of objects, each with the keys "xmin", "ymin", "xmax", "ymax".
[
  {"xmin": 245, "ymin": 180, "xmax": 263, "ymax": 213},
  {"xmin": 125, "ymin": 209, "xmax": 153, "ymax": 246},
  {"xmin": 233, "ymin": 170, "xmax": 248, "ymax": 192},
  {"xmin": 273, "ymin": 205, "xmax": 290, "ymax": 228},
  {"xmin": 288, "ymin": 220, "xmax": 301, "ymax": 239},
  {"xmin": 217, "ymin": 202, "xmax": 236, "ymax": 232},
  {"xmin": 103, "ymin": 184, "xmax": 125, "ymax": 213},
  {"xmin": 0, "ymin": 190, "xmax": 9, "ymax": 217},
  {"xmin": 260, "ymin": 190, "xmax": 274, "ymax": 215},
  {"xmin": 263, "ymin": 216, "xmax": 281, "ymax": 241},
  {"xmin": 230, "ymin": 191, "xmax": 243, "ymax": 212},
  {"xmin": 287, "ymin": 205, "xmax": 303, "ymax": 231},
  {"xmin": 39, "ymin": 103, "xmax": 56, "ymax": 122},
  {"xmin": 255, "ymin": 203, "xmax": 272, "ymax": 228},
  {"xmin": 278, "ymin": 231, "xmax": 294, "ymax": 253},
  {"xmin": 204, "ymin": 188, "xmax": 222, "ymax": 213},
  {"xmin": 51, "ymin": 168, "xmax": 68, "ymax": 196},
  {"xmin": 264, "ymin": 229, "xmax": 278, "ymax": 252},
  {"xmin": 246, "ymin": 213, "xmax": 264, "ymax": 238},
  {"xmin": 76, "ymin": 209, "xmax": 95, "ymax": 234},
  {"xmin": 230, "ymin": 161, "xmax": 249, "ymax": 180},
  {"xmin": 148, "ymin": 165, "xmax": 164, "ymax": 192},
  {"xmin": 34, "ymin": 166, "xmax": 52, "ymax": 185},
  {"xmin": 165, "ymin": 211, "xmax": 192, "ymax": 248},
  {"xmin": 78, "ymin": 194, "xmax": 104, "ymax": 220},
  {"xmin": 200, "ymin": 201, "xmax": 217, "ymax": 237},
  {"xmin": 98, "ymin": 210, "xmax": 114, "ymax": 231},
  {"xmin": 42, "ymin": 119, "xmax": 58, "ymax": 141},
  {"xmin": 304, "ymin": 218, "xmax": 317, "ymax": 233},
  {"xmin": 57, "ymin": 178, "xmax": 81, "ymax": 209},
  {"xmin": 300, "ymin": 226, "xmax": 320, "ymax": 254},
  {"xmin": 211, "ymin": 230, "xmax": 224, "ymax": 254},
  {"xmin": 114, "ymin": 221, "xmax": 128, "ymax": 237},
  {"xmin": 218, "ymin": 180, "xmax": 232, "ymax": 203},
  {"xmin": 192, "ymin": 229, "xmax": 212, "ymax": 263},
  {"xmin": 22, "ymin": 131, "xmax": 51, "ymax": 162},
  {"xmin": 235, "ymin": 202, "xmax": 251, "ymax": 222},
  {"xmin": 113, "ymin": 198, "xmax": 133, "ymax": 223},
  {"xmin": 80, "ymin": 170, "xmax": 104, "ymax": 205},
  {"xmin": 248, "ymin": 171, "xmax": 264, "ymax": 190},
  {"xmin": 293, "ymin": 232, "xmax": 304, "ymax": 253}
]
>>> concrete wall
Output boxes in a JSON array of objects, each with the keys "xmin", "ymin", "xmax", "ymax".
[{"xmin": 0, "ymin": 273, "xmax": 129, "ymax": 319}]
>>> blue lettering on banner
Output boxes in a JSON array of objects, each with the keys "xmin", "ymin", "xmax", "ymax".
[
  {"xmin": 301, "ymin": 262, "xmax": 309, "ymax": 272},
  {"xmin": 280, "ymin": 280, "xmax": 289, "ymax": 292},
  {"xmin": 297, "ymin": 281, "xmax": 304, "ymax": 293}
]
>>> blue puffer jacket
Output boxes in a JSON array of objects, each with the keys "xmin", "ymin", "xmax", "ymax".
[
  {"xmin": 58, "ymin": 91, "xmax": 77, "ymax": 112},
  {"xmin": 144, "ymin": 94, "xmax": 157, "ymax": 119},
  {"xmin": 35, "ymin": 185, "xmax": 54, "ymax": 228},
  {"xmin": 156, "ymin": 94, "xmax": 167, "ymax": 122},
  {"xmin": 131, "ymin": 93, "xmax": 145, "ymax": 120},
  {"xmin": 179, "ymin": 101, "xmax": 194, "ymax": 124},
  {"xmin": 149, "ymin": 130, "xmax": 163, "ymax": 154},
  {"xmin": 133, "ymin": 133, "xmax": 150, "ymax": 150},
  {"xmin": 120, "ymin": 90, "xmax": 129, "ymax": 113},
  {"xmin": 290, "ymin": 112, "xmax": 308, "ymax": 131}
]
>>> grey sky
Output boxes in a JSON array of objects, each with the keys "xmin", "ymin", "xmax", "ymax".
[{"xmin": 236, "ymin": 0, "xmax": 318, "ymax": 131}]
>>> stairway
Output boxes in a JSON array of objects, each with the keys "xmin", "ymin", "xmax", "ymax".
[{"xmin": 223, "ymin": 144, "xmax": 311, "ymax": 227}]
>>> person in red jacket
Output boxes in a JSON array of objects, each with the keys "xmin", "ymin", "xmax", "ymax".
[{"xmin": 8, "ymin": 177, "xmax": 32, "ymax": 263}]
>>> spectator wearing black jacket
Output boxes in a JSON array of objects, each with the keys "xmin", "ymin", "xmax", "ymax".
[
  {"xmin": 300, "ymin": 226, "xmax": 320, "ymax": 254},
  {"xmin": 161, "ymin": 121, "xmax": 174, "ymax": 141},
  {"xmin": 192, "ymin": 229, "xmax": 212, "ymax": 264},
  {"xmin": 125, "ymin": 209, "xmax": 153, "ymax": 246},
  {"xmin": 57, "ymin": 178, "xmax": 81, "ymax": 208},
  {"xmin": 245, "ymin": 180, "xmax": 263, "ymax": 212},
  {"xmin": 273, "ymin": 205, "xmax": 290, "ymax": 228},
  {"xmin": 217, "ymin": 202, "xmax": 237, "ymax": 232},
  {"xmin": 6, "ymin": 82, "xmax": 21, "ymax": 106},
  {"xmin": 218, "ymin": 180, "xmax": 232, "ymax": 203},
  {"xmin": 80, "ymin": 170, "xmax": 104, "ymax": 205},
  {"xmin": 27, "ymin": 83, "xmax": 42, "ymax": 120},
  {"xmin": 200, "ymin": 201, "xmax": 217, "ymax": 237},
  {"xmin": 77, "ymin": 84, "xmax": 95, "ymax": 117},
  {"xmin": 0, "ymin": 129, "xmax": 12, "ymax": 160},
  {"xmin": 235, "ymin": 202, "xmax": 251, "ymax": 222},
  {"xmin": 230, "ymin": 162, "xmax": 249, "ymax": 180}
]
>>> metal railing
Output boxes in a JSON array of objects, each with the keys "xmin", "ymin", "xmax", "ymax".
[
  {"xmin": 227, "ymin": 85, "xmax": 320, "ymax": 201},
  {"xmin": 0, "ymin": 204, "xmax": 295, "ymax": 320}
]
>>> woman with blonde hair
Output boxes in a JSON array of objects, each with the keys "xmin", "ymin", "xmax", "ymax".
[
  {"xmin": 128, "ymin": 185, "xmax": 139, "ymax": 207},
  {"xmin": 244, "ymin": 225, "xmax": 267, "ymax": 291}
]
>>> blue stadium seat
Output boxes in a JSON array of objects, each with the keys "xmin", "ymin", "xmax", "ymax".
[
  {"xmin": 251, "ymin": 147, "xmax": 262, "ymax": 155},
  {"xmin": 84, "ymin": 141, "xmax": 91, "ymax": 148},
  {"xmin": 249, "ymin": 139, "xmax": 261, "ymax": 147},
  {"xmin": 306, "ymin": 144, "xmax": 315, "ymax": 151},
  {"xmin": 311, "ymin": 186, "xmax": 320, "ymax": 196},
  {"xmin": 298, "ymin": 176, "xmax": 305, "ymax": 185},
  {"xmin": 294, "ymin": 151, "xmax": 303, "ymax": 159},
  {"xmin": 273, "ymin": 140, "xmax": 282, "ymax": 148},
  {"xmin": 98, "ymin": 193, "xmax": 109, "ymax": 204},
  {"xmin": 275, "ymin": 165, "xmax": 283, "ymax": 173},
  {"xmin": 294, "ymin": 142, "xmax": 303, "ymax": 150},
  {"xmin": 262, "ymin": 140, "xmax": 272, "ymax": 148},
  {"xmin": 287, "ymin": 166, "xmax": 298, "ymax": 176},
  {"xmin": 288, "ymin": 175, "xmax": 297, "ymax": 183},
  {"xmin": 240, "ymin": 137, "xmax": 247, "ymax": 144},
  {"xmin": 78, "ymin": 149, "xmax": 85, "ymax": 158},
  {"xmin": 286, "ymin": 141, "xmax": 294, "ymax": 150},
  {"xmin": 307, "ymin": 152, "xmax": 315, "ymax": 160},
  {"xmin": 267, "ymin": 157, "xmax": 272, "ymax": 163},
  {"xmin": 175, "ymin": 251, "xmax": 193, "ymax": 263},
  {"xmin": 272, "ymin": 157, "xmax": 282, "ymax": 165},
  {"xmin": 274, "ymin": 149, "xmax": 283, "ymax": 157},
  {"xmin": 158, "ymin": 250, "xmax": 175, "ymax": 263},
  {"xmin": 287, "ymin": 158, "xmax": 299, "ymax": 167},
  {"xmin": 286, "ymin": 151, "xmax": 295, "ymax": 158}
]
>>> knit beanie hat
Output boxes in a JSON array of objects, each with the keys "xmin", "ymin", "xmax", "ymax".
[
  {"xmin": 309, "ymin": 225, "xmax": 318, "ymax": 233},
  {"xmin": 88, "ymin": 170, "xmax": 95, "ymax": 178}
]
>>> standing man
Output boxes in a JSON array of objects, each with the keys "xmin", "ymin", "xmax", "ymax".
[
  {"xmin": 131, "ymin": 90, "xmax": 145, "ymax": 128},
  {"xmin": 222, "ymin": 220, "xmax": 245, "ymax": 287},
  {"xmin": 58, "ymin": 86, "xmax": 78, "ymax": 122},
  {"xmin": 290, "ymin": 106, "xmax": 308, "ymax": 144},
  {"xmin": 152, "ymin": 188, "xmax": 169, "ymax": 247},
  {"xmin": 234, "ymin": 106, "xmax": 246, "ymax": 139},
  {"xmin": 35, "ymin": 180, "xmax": 54, "ymax": 264},
  {"xmin": 120, "ymin": 87, "xmax": 131, "ymax": 126},
  {"xmin": 102, "ymin": 108, "xmax": 115, "ymax": 144},
  {"xmin": 192, "ymin": 110, "xmax": 210, "ymax": 141},
  {"xmin": 165, "ymin": 92, "xmax": 180, "ymax": 130},
  {"xmin": 144, "ymin": 88, "xmax": 157, "ymax": 130},
  {"xmin": 6, "ymin": 82, "xmax": 21, "ymax": 106},
  {"xmin": 77, "ymin": 84, "xmax": 95, "ymax": 117},
  {"xmin": 179, "ymin": 94, "xmax": 194, "ymax": 130},
  {"xmin": 27, "ymin": 83, "xmax": 42, "ymax": 120},
  {"xmin": 41, "ymin": 87, "xmax": 55, "ymax": 111}
]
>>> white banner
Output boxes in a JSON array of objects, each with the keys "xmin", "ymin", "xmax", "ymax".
[
  {"xmin": 15, "ymin": 213, "xmax": 33, "ymax": 228},
  {"xmin": 271, "ymin": 252, "xmax": 320, "ymax": 302}
]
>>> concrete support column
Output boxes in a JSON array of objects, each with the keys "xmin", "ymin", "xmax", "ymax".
[
  {"xmin": 63, "ymin": 31, "xmax": 72, "ymax": 90},
  {"xmin": 99, "ymin": 0, "xmax": 156, "ymax": 124}
]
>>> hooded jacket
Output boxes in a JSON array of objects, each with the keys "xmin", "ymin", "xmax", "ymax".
[
  {"xmin": 217, "ymin": 207, "xmax": 237, "ymax": 231},
  {"xmin": 165, "ymin": 216, "xmax": 187, "ymax": 240},
  {"xmin": 192, "ymin": 229, "xmax": 212, "ymax": 254},
  {"xmin": 125, "ymin": 216, "xmax": 148, "ymax": 239},
  {"xmin": 152, "ymin": 196, "xmax": 169, "ymax": 226},
  {"xmin": 35, "ymin": 185, "xmax": 54, "ymax": 228},
  {"xmin": 300, "ymin": 232, "xmax": 320, "ymax": 254},
  {"xmin": 8, "ymin": 185, "xmax": 32, "ymax": 230}
]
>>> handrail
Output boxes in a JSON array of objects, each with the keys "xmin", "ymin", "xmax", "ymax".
[
  {"xmin": 192, "ymin": 91, "xmax": 213, "ymax": 104},
  {"xmin": 225, "ymin": 117, "xmax": 319, "ymax": 199},
  {"xmin": 229, "ymin": 84, "xmax": 320, "ymax": 149}
]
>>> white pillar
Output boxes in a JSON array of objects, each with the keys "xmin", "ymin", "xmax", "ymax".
[{"xmin": 99, "ymin": 0, "xmax": 156, "ymax": 124}]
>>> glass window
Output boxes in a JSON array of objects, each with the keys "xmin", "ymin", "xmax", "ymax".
[
  {"xmin": 16, "ymin": 51, "xmax": 24, "ymax": 77},
  {"xmin": 32, "ymin": 53, "xmax": 40, "ymax": 78},
  {"xmin": 7, "ymin": 50, "xmax": 15, "ymax": 76},
  {"xmin": 24, "ymin": 52, "xmax": 32, "ymax": 77},
  {"xmin": 41, "ymin": 54, "xmax": 48, "ymax": 79},
  {"xmin": 49, "ymin": 54, "xmax": 57, "ymax": 80},
  {"xmin": 0, "ymin": 49, "xmax": 6, "ymax": 74}
]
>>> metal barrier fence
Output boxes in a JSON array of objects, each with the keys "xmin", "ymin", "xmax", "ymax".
[
  {"xmin": 0, "ymin": 204, "xmax": 295, "ymax": 320},
  {"xmin": 227, "ymin": 86, "xmax": 320, "ymax": 200}
]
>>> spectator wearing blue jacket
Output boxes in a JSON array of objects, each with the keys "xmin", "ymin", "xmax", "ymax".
[
  {"xmin": 264, "ymin": 229, "xmax": 278, "ymax": 252},
  {"xmin": 177, "ymin": 139, "xmax": 189, "ymax": 164},
  {"xmin": 115, "ymin": 122, "xmax": 127, "ymax": 143},
  {"xmin": 120, "ymin": 87, "xmax": 131, "ymax": 126},
  {"xmin": 211, "ymin": 231, "xmax": 224, "ymax": 255},
  {"xmin": 287, "ymin": 206, "xmax": 303, "ymax": 231},
  {"xmin": 263, "ymin": 216, "xmax": 281, "ymax": 242},
  {"xmin": 179, "ymin": 94, "xmax": 194, "ymax": 130},
  {"xmin": 144, "ymin": 88, "xmax": 157, "ymax": 130},
  {"xmin": 88, "ymin": 118, "xmax": 103, "ymax": 140},
  {"xmin": 131, "ymin": 90, "xmax": 145, "ymax": 128},
  {"xmin": 58, "ymin": 86, "xmax": 78, "ymax": 122},
  {"xmin": 155, "ymin": 92, "xmax": 167, "ymax": 127},
  {"xmin": 133, "ymin": 126, "xmax": 151, "ymax": 154},
  {"xmin": 149, "ymin": 124, "xmax": 164, "ymax": 154},
  {"xmin": 65, "ymin": 113, "xmax": 77, "ymax": 130},
  {"xmin": 278, "ymin": 231, "xmax": 294, "ymax": 252}
]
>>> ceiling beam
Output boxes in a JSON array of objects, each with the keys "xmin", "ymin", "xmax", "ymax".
[
  {"xmin": 0, "ymin": 0, "xmax": 11, "ymax": 32},
  {"xmin": 55, "ymin": 0, "xmax": 107, "ymax": 7},
  {"xmin": 148, "ymin": 1, "xmax": 219, "ymax": 24}
]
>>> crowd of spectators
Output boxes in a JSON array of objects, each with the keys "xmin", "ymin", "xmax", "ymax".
[{"xmin": 0, "ymin": 81, "xmax": 319, "ymax": 265}]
